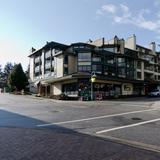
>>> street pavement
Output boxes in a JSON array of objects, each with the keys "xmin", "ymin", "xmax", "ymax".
[{"xmin": 0, "ymin": 93, "xmax": 160, "ymax": 159}]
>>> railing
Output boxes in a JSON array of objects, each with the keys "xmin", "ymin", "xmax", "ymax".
[{"xmin": 144, "ymin": 66, "xmax": 155, "ymax": 72}]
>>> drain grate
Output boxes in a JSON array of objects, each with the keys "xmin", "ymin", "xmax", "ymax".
[{"xmin": 131, "ymin": 117, "xmax": 142, "ymax": 121}]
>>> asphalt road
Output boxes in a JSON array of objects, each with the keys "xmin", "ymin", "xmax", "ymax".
[{"xmin": 0, "ymin": 93, "xmax": 160, "ymax": 159}]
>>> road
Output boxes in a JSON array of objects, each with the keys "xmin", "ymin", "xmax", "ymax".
[{"xmin": 0, "ymin": 93, "xmax": 160, "ymax": 159}]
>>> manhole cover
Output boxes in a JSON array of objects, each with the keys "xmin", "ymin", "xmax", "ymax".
[{"xmin": 131, "ymin": 117, "xmax": 142, "ymax": 120}]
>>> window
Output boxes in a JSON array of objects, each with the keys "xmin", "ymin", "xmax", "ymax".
[
  {"xmin": 118, "ymin": 58, "xmax": 125, "ymax": 67},
  {"xmin": 64, "ymin": 67, "xmax": 68, "ymax": 75},
  {"xmin": 45, "ymin": 51, "xmax": 51, "ymax": 59},
  {"xmin": 118, "ymin": 57, "xmax": 125, "ymax": 63},
  {"xmin": 104, "ymin": 66, "xmax": 116, "ymax": 76},
  {"xmin": 107, "ymin": 59, "xmax": 114, "ymax": 65},
  {"xmin": 78, "ymin": 65, "xmax": 91, "ymax": 72},
  {"xmin": 104, "ymin": 48, "xmax": 114, "ymax": 52},
  {"xmin": 78, "ymin": 53, "xmax": 91, "ymax": 61},
  {"xmin": 64, "ymin": 55, "xmax": 68, "ymax": 64},
  {"xmin": 118, "ymin": 68, "xmax": 126, "ymax": 78},
  {"xmin": 51, "ymin": 67, "xmax": 54, "ymax": 72},
  {"xmin": 137, "ymin": 61, "xmax": 141, "ymax": 69},
  {"xmin": 92, "ymin": 57, "xmax": 101, "ymax": 62},
  {"xmin": 92, "ymin": 65, "xmax": 102, "ymax": 73}
]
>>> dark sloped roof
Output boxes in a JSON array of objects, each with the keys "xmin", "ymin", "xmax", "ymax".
[{"xmin": 28, "ymin": 41, "xmax": 69, "ymax": 57}]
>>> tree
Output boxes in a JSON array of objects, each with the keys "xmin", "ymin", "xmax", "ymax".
[
  {"xmin": 4, "ymin": 62, "xmax": 14, "ymax": 79},
  {"xmin": 8, "ymin": 63, "xmax": 29, "ymax": 91},
  {"xmin": 3, "ymin": 62, "xmax": 14, "ymax": 88},
  {"xmin": 0, "ymin": 65, "xmax": 5, "ymax": 88}
]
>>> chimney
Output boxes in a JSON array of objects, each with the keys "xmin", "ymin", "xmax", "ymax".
[
  {"xmin": 125, "ymin": 34, "xmax": 136, "ymax": 50},
  {"xmin": 150, "ymin": 42, "xmax": 156, "ymax": 54},
  {"xmin": 30, "ymin": 47, "xmax": 36, "ymax": 53}
]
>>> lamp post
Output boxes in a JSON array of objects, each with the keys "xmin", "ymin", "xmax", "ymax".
[{"xmin": 91, "ymin": 72, "xmax": 97, "ymax": 100}]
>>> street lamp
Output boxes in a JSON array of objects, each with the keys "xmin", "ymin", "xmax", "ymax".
[{"xmin": 91, "ymin": 72, "xmax": 97, "ymax": 100}]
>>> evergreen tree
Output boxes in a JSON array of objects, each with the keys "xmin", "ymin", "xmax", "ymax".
[
  {"xmin": 4, "ymin": 62, "xmax": 14, "ymax": 79},
  {"xmin": 8, "ymin": 63, "xmax": 29, "ymax": 91}
]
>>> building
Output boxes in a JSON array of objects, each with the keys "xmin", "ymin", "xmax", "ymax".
[{"xmin": 28, "ymin": 35, "xmax": 160, "ymax": 99}]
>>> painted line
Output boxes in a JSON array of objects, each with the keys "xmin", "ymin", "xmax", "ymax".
[
  {"xmin": 37, "ymin": 108, "xmax": 157, "ymax": 127},
  {"xmin": 96, "ymin": 118, "xmax": 160, "ymax": 134}
]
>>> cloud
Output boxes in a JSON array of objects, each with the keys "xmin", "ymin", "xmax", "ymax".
[
  {"xmin": 101, "ymin": 4, "xmax": 117, "ymax": 14},
  {"xmin": 96, "ymin": 9, "xmax": 103, "ymax": 15},
  {"xmin": 96, "ymin": 3, "xmax": 160, "ymax": 34}
]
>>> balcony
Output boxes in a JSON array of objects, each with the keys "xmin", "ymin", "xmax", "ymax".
[
  {"xmin": 45, "ymin": 63, "xmax": 51, "ymax": 69},
  {"xmin": 137, "ymin": 69, "xmax": 141, "ymax": 72},
  {"xmin": 34, "ymin": 66, "xmax": 40, "ymax": 73},
  {"xmin": 144, "ymin": 69, "xmax": 154, "ymax": 74},
  {"xmin": 45, "ymin": 52, "xmax": 51, "ymax": 59},
  {"xmin": 140, "ymin": 55, "xmax": 155, "ymax": 63},
  {"xmin": 34, "ymin": 57, "xmax": 41, "ymax": 63}
]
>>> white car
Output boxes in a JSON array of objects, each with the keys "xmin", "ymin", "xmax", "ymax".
[{"xmin": 149, "ymin": 89, "xmax": 160, "ymax": 97}]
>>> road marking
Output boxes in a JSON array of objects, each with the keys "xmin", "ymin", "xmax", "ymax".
[
  {"xmin": 37, "ymin": 108, "xmax": 157, "ymax": 127},
  {"xmin": 96, "ymin": 118, "xmax": 160, "ymax": 134}
]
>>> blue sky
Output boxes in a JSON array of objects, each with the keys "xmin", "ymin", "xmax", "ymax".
[{"xmin": 0, "ymin": 0, "xmax": 160, "ymax": 70}]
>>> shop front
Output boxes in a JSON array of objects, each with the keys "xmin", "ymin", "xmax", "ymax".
[{"xmin": 78, "ymin": 78, "xmax": 122, "ymax": 100}]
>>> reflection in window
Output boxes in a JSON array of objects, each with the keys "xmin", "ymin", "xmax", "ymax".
[
  {"xmin": 118, "ymin": 58, "xmax": 125, "ymax": 67},
  {"xmin": 118, "ymin": 68, "xmax": 126, "ymax": 78},
  {"xmin": 104, "ymin": 66, "xmax": 116, "ymax": 76},
  {"xmin": 78, "ymin": 65, "xmax": 91, "ymax": 72},
  {"xmin": 92, "ymin": 57, "xmax": 101, "ymax": 62},
  {"xmin": 104, "ymin": 48, "xmax": 114, "ymax": 52},
  {"xmin": 92, "ymin": 65, "xmax": 102, "ymax": 73},
  {"xmin": 78, "ymin": 53, "xmax": 91, "ymax": 61}
]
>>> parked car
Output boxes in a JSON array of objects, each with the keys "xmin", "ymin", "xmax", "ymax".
[{"xmin": 148, "ymin": 89, "xmax": 160, "ymax": 97}]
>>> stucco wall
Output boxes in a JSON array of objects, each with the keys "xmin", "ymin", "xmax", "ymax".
[
  {"xmin": 125, "ymin": 35, "xmax": 136, "ymax": 50},
  {"xmin": 53, "ymin": 83, "xmax": 62, "ymax": 95},
  {"xmin": 68, "ymin": 55, "xmax": 77, "ymax": 74},
  {"xmin": 29, "ymin": 57, "xmax": 34, "ymax": 81},
  {"xmin": 55, "ymin": 55, "xmax": 63, "ymax": 78}
]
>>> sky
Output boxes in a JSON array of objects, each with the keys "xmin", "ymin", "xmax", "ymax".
[{"xmin": 0, "ymin": 0, "xmax": 160, "ymax": 70}]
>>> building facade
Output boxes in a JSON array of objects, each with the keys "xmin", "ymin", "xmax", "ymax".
[{"xmin": 28, "ymin": 35, "xmax": 160, "ymax": 99}]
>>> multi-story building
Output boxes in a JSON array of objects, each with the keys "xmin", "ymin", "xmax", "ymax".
[{"xmin": 28, "ymin": 35, "xmax": 160, "ymax": 99}]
